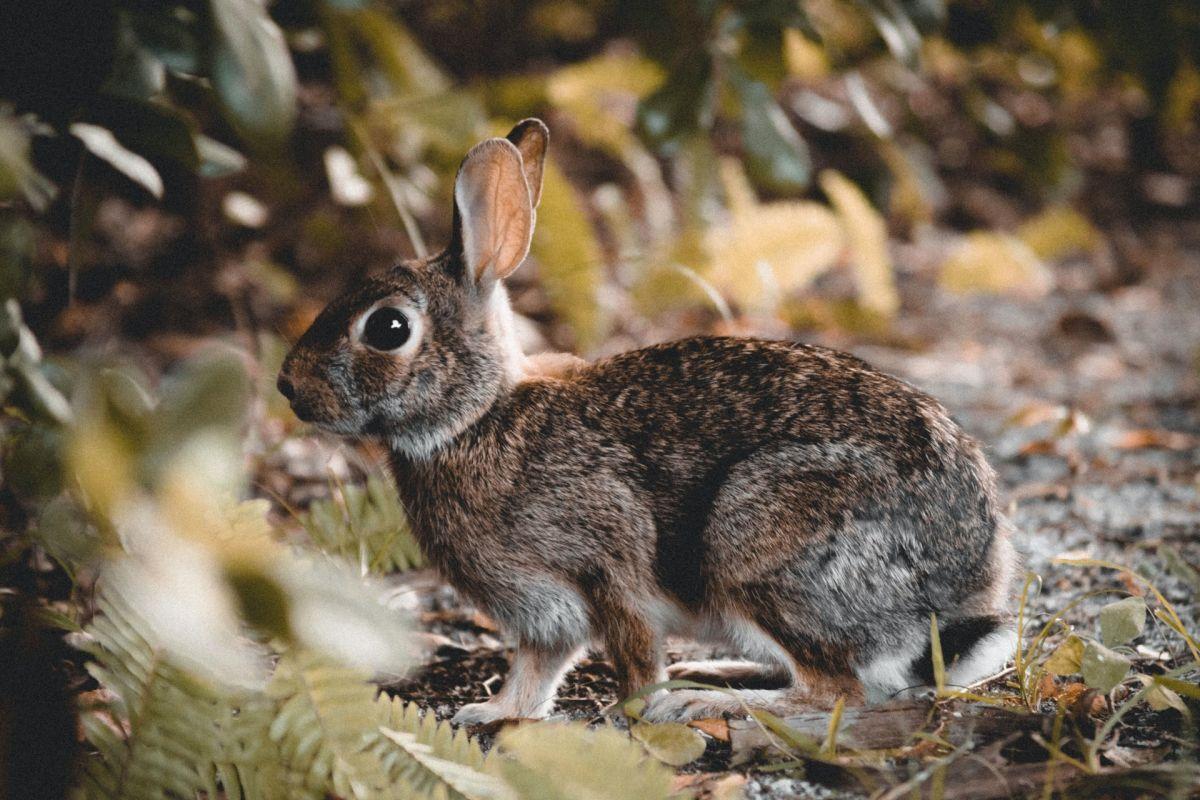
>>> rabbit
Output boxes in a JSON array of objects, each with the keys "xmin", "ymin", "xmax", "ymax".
[{"xmin": 278, "ymin": 118, "xmax": 1019, "ymax": 725}]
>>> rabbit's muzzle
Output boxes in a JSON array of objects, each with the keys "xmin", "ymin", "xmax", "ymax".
[{"xmin": 276, "ymin": 362, "xmax": 338, "ymax": 426}]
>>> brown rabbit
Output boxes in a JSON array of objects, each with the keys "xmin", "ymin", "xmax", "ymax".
[{"xmin": 278, "ymin": 119, "xmax": 1018, "ymax": 724}]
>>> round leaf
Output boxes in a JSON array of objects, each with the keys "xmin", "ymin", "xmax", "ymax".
[
  {"xmin": 631, "ymin": 721, "xmax": 707, "ymax": 766},
  {"xmin": 1044, "ymin": 634, "xmax": 1085, "ymax": 676},
  {"xmin": 1099, "ymin": 596, "xmax": 1147, "ymax": 647},
  {"xmin": 1081, "ymin": 640, "xmax": 1131, "ymax": 693}
]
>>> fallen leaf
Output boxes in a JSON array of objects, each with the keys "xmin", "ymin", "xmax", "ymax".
[
  {"xmin": 1018, "ymin": 439, "xmax": 1059, "ymax": 457},
  {"xmin": 1044, "ymin": 635, "xmax": 1085, "ymax": 676},
  {"xmin": 1112, "ymin": 429, "xmax": 1198, "ymax": 451},
  {"xmin": 631, "ymin": 721, "xmax": 708, "ymax": 766},
  {"xmin": 688, "ymin": 717, "xmax": 731, "ymax": 742},
  {"xmin": 939, "ymin": 231, "xmax": 1053, "ymax": 298},
  {"xmin": 1017, "ymin": 205, "xmax": 1099, "ymax": 261},
  {"xmin": 1141, "ymin": 678, "xmax": 1188, "ymax": 714},
  {"xmin": 1007, "ymin": 402, "xmax": 1069, "ymax": 428}
]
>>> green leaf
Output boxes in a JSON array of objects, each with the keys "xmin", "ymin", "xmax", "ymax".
[
  {"xmin": 11, "ymin": 360, "xmax": 74, "ymax": 426},
  {"xmin": 208, "ymin": 0, "xmax": 298, "ymax": 146},
  {"xmin": 300, "ymin": 473, "xmax": 424, "ymax": 575},
  {"xmin": 0, "ymin": 111, "xmax": 57, "ymax": 211},
  {"xmin": 1099, "ymin": 596, "xmax": 1147, "ymax": 647},
  {"xmin": 1044, "ymin": 634, "xmax": 1085, "ymax": 676},
  {"xmin": 103, "ymin": 15, "xmax": 167, "ymax": 100},
  {"xmin": 1161, "ymin": 546, "xmax": 1200, "ymax": 595},
  {"xmin": 128, "ymin": 4, "xmax": 201, "ymax": 74},
  {"xmin": 4, "ymin": 424, "xmax": 65, "ymax": 498},
  {"xmin": 224, "ymin": 561, "xmax": 293, "ymax": 641},
  {"xmin": 35, "ymin": 493, "xmax": 97, "ymax": 568},
  {"xmin": 729, "ymin": 66, "xmax": 810, "ymax": 192},
  {"xmin": 1081, "ymin": 640, "xmax": 1131, "ymax": 693},
  {"xmin": 195, "ymin": 134, "xmax": 246, "ymax": 178},
  {"xmin": 70, "ymin": 123, "xmax": 164, "ymax": 199},
  {"xmin": 376, "ymin": 728, "xmax": 513, "ymax": 800},
  {"xmin": 637, "ymin": 50, "xmax": 714, "ymax": 149},
  {"xmin": 528, "ymin": 159, "xmax": 607, "ymax": 351},
  {"xmin": 631, "ymin": 721, "xmax": 707, "ymax": 766},
  {"xmin": 0, "ymin": 213, "xmax": 33, "ymax": 300},
  {"xmin": 494, "ymin": 722, "xmax": 676, "ymax": 800}
]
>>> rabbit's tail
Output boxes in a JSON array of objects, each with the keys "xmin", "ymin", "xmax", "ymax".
[{"xmin": 909, "ymin": 615, "xmax": 1017, "ymax": 690}]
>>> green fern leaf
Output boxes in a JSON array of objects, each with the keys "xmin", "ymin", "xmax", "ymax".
[
  {"xmin": 373, "ymin": 728, "xmax": 513, "ymax": 800},
  {"xmin": 300, "ymin": 473, "xmax": 424, "ymax": 574}
]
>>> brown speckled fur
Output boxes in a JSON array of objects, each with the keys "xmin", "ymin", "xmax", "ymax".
[{"xmin": 280, "ymin": 120, "xmax": 1018, "ymax": 725}]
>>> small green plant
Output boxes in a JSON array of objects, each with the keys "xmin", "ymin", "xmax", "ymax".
[{"xmin": 299, "ymin": 472, "xmax": 424, "ymax": 575}]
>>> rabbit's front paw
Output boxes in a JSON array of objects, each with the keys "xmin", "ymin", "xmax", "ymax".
[{"xmin": 452, "ymin": 700, "xmax": 520, "ymax": 726}]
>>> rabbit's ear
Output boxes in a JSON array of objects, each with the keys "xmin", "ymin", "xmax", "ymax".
[
  {"xmin": 451, "ymin": 137, "xmax": 533, "ymax": 286},
  {"xmin": 505, "ymin": 118, "xmax": 548, "ymax": 208}
]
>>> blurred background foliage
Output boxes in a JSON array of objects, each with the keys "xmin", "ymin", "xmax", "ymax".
[{"xmin": 2, "ymin": 0, "xmax": 1200, "ymax": 797}]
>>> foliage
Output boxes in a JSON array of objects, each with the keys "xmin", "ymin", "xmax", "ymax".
[
  {"xmin": 491, "ymin": 722, "xmax": 678, "ymax": 800},
  {"xmin": 299, "ymin": 472, "xmax": 424, "ymax": 576}
]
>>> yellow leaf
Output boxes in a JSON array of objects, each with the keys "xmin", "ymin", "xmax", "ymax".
[
  {"xmin": 707, "ymin": 159, "xmax": 843, "ymax": 311},
  {"xmin": 940, "ymin": 231, "xmax": 1053, "ymax": 297},
  {"xmin": 529, "ymin": 159, "xmax": 607, "ymax": 350},
  {"xmin": 784, "ymin": 29, "xmax": 829, "ymax": 80},
  {"xmin": 546, "ymin": 52, "xmax": 664, "ymax": 156},
  {"xmin": 1017, "ymin": 206, "xmax": 1099, "ymax": 261},
  {"xmin": 819, "ymin": 169, "xmax": 899, "ymax": 316},
  {"xmin": 67, "ymin": 419, "xmax": 134, "ymax": 523},
  {"xmin": 1044, "ymin": 635, "xmax": 1085, "ymax": 676}
]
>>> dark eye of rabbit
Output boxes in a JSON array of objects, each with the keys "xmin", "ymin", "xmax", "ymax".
[{"xmin": 362, "ymin": 307, "xmax": 411, "ymax": 351}]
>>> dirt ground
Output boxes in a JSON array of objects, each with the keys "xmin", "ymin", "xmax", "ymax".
[{"xmin": 366, "ymin": 219, "xmax": 1200, "ymax": 798}]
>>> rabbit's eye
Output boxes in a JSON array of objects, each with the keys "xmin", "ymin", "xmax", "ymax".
[{"xmin": 362, "ymin": 307, "xmax": 411, "ymax": 352}]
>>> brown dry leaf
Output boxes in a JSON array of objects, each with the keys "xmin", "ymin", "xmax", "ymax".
[
  {"xmin": 939, "ymin": 231, "xmax": 1053, "ymax": 298},
  {"xmin": 1007, "ymin": 401, "xmax": 1069, "ymax": 428},
  {"xmin": 1118, "ymin": 571, "xmax": 1146, "ymax": 597},
  {"xmin": 1018, "ymin": 439, "xmax": 1059, "ymax": 457},
  {"xmin": 706, "ymin": 159, "xmax": 843, "ymax": 311},
  {"xmin": 819, "ymin": 169, "xmax": 899, "ymax": 317},
  {"xmin": 1112, "ymin": 429, "xmax": 1198, "ymax": 451},
  {"xmin": 1055, "ymin": 681, "xmax": 1091, "ymax": 710},
  {"xmin": 673, "ymin": 772, "xmax": 747, "ymax": 799},
  {"xmin": 687, "ymin": 717, "xmax": 731, "ymax": 742}
]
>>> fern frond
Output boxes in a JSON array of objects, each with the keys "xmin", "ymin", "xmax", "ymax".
[
  {"xmin": 265, "ymin": 651, "xmax": 390, "ymax": 799},
  {"xmin": 375, "ymin": 695, "xmax": 486, "ymax": 770},
  {"xmin": 77, "ymin": 586, "xmax": 247, "ymax": 800},
  {"xmin": 301, "ymin": 473, "xmax": 423, "ymax": 574},
  {"xmin": 373, "ymin": 728, "xmax": 513, "ymax": 800},
  {"xmin": 367, "ymin": 695, "xmax": 510, "ymax": 799}
]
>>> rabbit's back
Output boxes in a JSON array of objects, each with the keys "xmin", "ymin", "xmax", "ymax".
[{"xmin": 563, "ymin": 336, "xmax": 1006, "ymax": 614}]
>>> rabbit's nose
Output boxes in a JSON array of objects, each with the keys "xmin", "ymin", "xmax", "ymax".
[{"xmin": 277, "ymin": 374, "xmax": 296, "ymax": 401}]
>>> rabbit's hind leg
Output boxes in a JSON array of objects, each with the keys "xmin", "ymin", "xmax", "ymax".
[
  {"xmin": 666, "ymin": 659, "xmax": 791, "ymax": 688},
  {"xmin": 642, "ymin": 666, "xmax": 857, "ymax": 722}
]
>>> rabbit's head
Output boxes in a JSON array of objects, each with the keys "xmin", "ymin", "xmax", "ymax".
[{"xmin": 278, "ymin": 120, "xmax": 548, "ymax": 457}]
